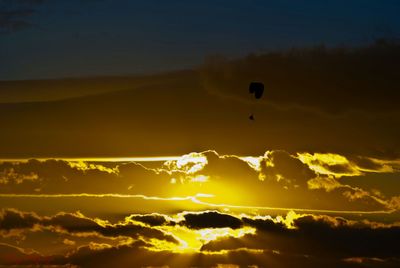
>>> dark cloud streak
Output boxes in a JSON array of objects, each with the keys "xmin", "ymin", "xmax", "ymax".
[{"xmin": 0, "ymin": 0, "xmax": 45, "ymax": 34}]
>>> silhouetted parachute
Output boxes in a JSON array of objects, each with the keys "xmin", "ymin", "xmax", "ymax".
[
  {"xmin": 248, "ymin": 82, "xmax": 264, "ymax": 120},
  {"xmin": 249, "ymin": 82, "xmax": 264, "ymax": 99}
]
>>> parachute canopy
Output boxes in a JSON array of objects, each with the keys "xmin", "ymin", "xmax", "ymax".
[{"xmin": 249, "ymin": 82, "xmax": 264, "ymax": 99}]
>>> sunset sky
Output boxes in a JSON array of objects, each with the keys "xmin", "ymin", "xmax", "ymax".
[{"xmin": 1, "ymin": 1, "xmax": 400, "ymax": 267}]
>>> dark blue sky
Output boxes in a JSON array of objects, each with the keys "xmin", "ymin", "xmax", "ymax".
[{"xmin": 1, "ymin": 0, "xmax": 399, "ymax": 80}]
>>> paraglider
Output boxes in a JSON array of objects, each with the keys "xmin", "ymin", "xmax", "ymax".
[
  {"xmin": 249, "ymin": 82, "xmax": 264, "ymax": 120},
  {"xmin": 249, "ymin": 82, "xmax": 264, "ymax": 99}
]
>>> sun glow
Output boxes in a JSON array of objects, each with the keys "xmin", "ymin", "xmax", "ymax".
[
  {"xmin": 240, "ymin": 156, "xmax": 263, "ymax": 172},
  {"xmin": 196, "ymin": 226, "xmax": 256, "ymax": 243},
  {"xmin": 150, "ymin": 225, "xmax": 256, "ymax": 253},
  {"xmin": 190, "ymin": 175, "xmax": 209, "ymax": 183},
  {"xmin": 163, "ymin": 152, "xmax": 208, "ymax": 174}
]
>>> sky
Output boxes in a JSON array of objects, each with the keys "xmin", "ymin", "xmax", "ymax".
[
  {"xmin": 1, "ymin": 1, "xmax": 400, "ymax": 267},
  {"xmin": 1, "ymin": 0, "xmax": 400, "ymax": 80}
]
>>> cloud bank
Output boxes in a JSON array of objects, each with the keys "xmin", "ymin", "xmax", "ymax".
[
  {"xmin": 1, "ymin": 208, "xmax": 399, "ymax": 267},
  {"xmin": 0, "ymin": 150, "xmax": 399, "ymax": 213}
]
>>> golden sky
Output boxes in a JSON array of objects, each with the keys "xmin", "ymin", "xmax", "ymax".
[
  {"xmin": 1, "ymin": 44, "xmax": 400, "ymax": 267},
  {"xmin": 1, "ymin": 150, "xmax": 400, "ymax": 267}
]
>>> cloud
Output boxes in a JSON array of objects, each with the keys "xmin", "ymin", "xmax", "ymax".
[
  {"xmin": 2, "ymin": 241, "xmax": 398, "ymax": 267},
  {"xmin": 1, "ymin": 209, "xmax": 400, "ymax": 267},
  {"xmin": 180, "ymin": 211, "xmax": 243, "ymax": 229},
  {"xmin": 1, "ymin": 150, "xmax": 399, "ymax": 213},
  {"xmin": 0, "ymin": 167, "xmax": 38, "ymax": 184},
  {"xmin": 0, "ymin": 208, "xmax": 40, "ymax": 230},
  {"xmin": 0, "ymin": 0, "xmax": 103, "ymax": 35},
  {"xmin": 201, "ymin": 42, "xmax": 400, "ymax": 114},
  {"xmin": 0, "ymin": 243, "xmax": 47, "ymax": 265},
  {"xmin": 0, "ymin": 208, "xmax": 178, "ymax": 246},
  {"xmin": 0, "ymin": 9, "xmax": 34, "ymax": 33},
  {"xmin": 261, "ymin": 150, "xmax": 316, "ymax": 186},
  {"xmin": 188, "ymin": 151, "xmax": 394, "ymax": 212},
  {"xmin": 64, "ymin": 243, "xmax": 327, "ymax": 268},
  {"xmin": 297, "ymin": 152, "xmax": 395, "ymax": 178},
  {"xmin": 0, "ymin": 0, "xmax": 45, "ymax": 34},
  {"xmin": 0, "ymin": 159, "xmax": 172, "ymax": 195},
  {"xmin": 128, "ymin": 213, "xmax": 172, "ymax": 227},
  {"xmin": 203, "ymin": 212, "xmax": 400, "ymax": 260}
]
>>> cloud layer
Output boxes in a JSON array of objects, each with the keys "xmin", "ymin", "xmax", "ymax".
[
  {"xmin": 1, "ymin": 208, "xmax": 399, "ymax": 267},
  {"xmin": 1, "ymin": 150, "xmax": 399, "ymax": 267},
  {"xmin": 1, "ymin": 150, "xmax": 399, "ymax": 213}
]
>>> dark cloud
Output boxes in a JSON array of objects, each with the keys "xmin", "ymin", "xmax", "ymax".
[
  {"xmin": 128, "ymin": 213, "xmax": 171, "ymax": 227},
  {"xmin": 203, "ymin": 213, "xmax": 400, "ymax": 260},
  {"xmin": 2, "ymin": 209, "xmax": 400, "ymax": 267},
  {"xmin": 0, "ymin": 9, "xmax": 34, "ymax": 33},
  {"xmin": 242, "ymin": 216, "xmax": 286, "ymax": 232},
  {"xmin": 261, "ymin": 150, "xmax": 316, "ymax": 187},
  {"xmin": 291, "ymin": 215, "xmax": 400, "ymax": 258},
  {"xmin": 0, "ymin": 208, "xmax": 40, "ymax": 230},
  {"xmin": 201, "ymin": 41, "xmax": 400, "ymax": 114},
  {"xmin": 63, "ymin": 243, "xmax": 354, "ymax": 268},
  {"xmin": 0, "ymin": 0, "xmax": 45, "ymax": 34},
  {"xmin": 0, "ymin": 75, "xmax": 157, "ymax": 103},
  {"xmin": 0, "ymin": 243, "xmax": 49, "ymax": 266},
  {"xmin": 347, "ymin": 156, "xmax": 386, "ymax": 171},
  {"xmin": 0, "ymin": 0, "xmax": 102, "ymax": 35},
  {"xmin": 44, "ymin": 213, "xmax": 105, "ymax": 234},
  {"xmin": 199, "ymin": 150, "xmax": 258, "ymax": 182},
  {"xmin": 2, "ymin": 242, "xmax": 398, "ymax": 268},
  {"xmin": 181, "ymin": 211, "xmax": 243, "ymax": 229},
  {"xmin": 341, "ymin": 173, "xmax": 400, "ymax": 200},
  {"xmin": 0, "ymin": 209, "xmax": 177, "ymax": 244}
]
